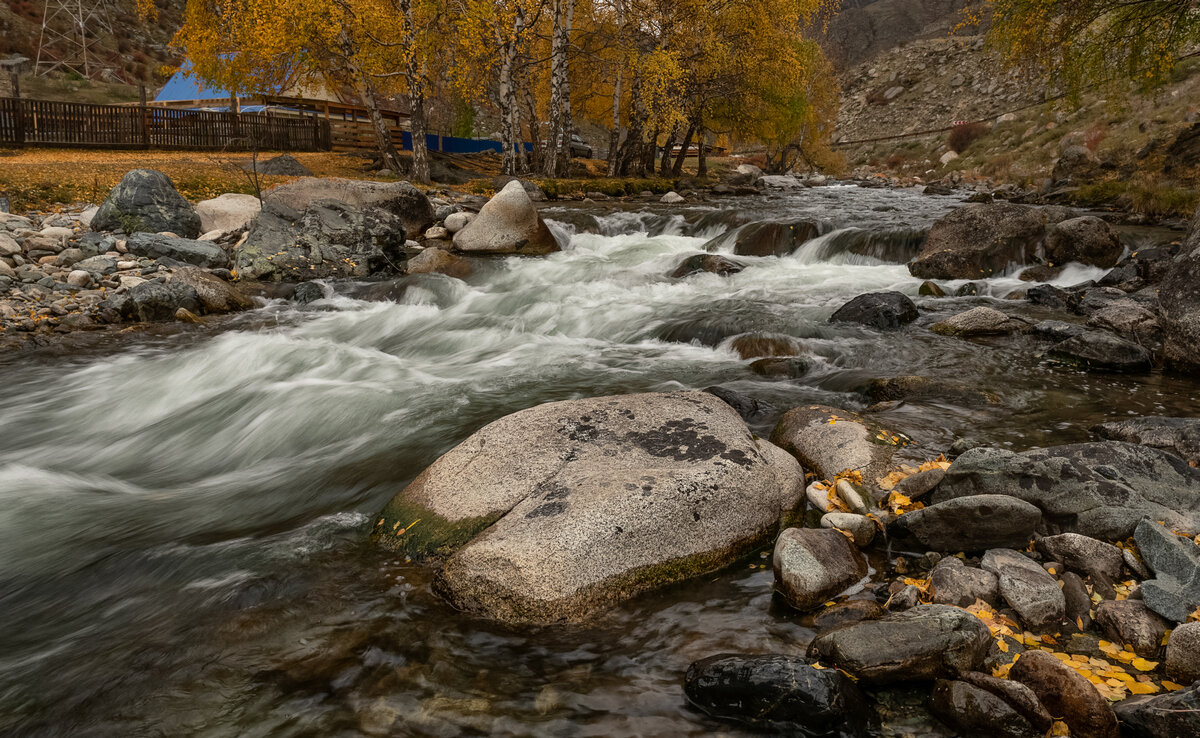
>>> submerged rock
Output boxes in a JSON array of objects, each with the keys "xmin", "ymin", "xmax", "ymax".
[
  {"xmin": 1048, "ymin": 330, "xmax": 1152, "ymax": 372},
  {"xmin": 931, "ymin": 442, "xmax": 1200, "ymax": 539},
  {"xmin": 90, "ymin": 169, "xmax": 201, "ymax": 238},
  {"xmin": 683, "ymin": 654, "xmax": 874, "ymax": 736},
  {"xmin": 829, "ymin": 291, "xmax": 919, "ymax": 330},
  {"xmin": 371, "ymin": 391, "xmax": 804, "ymax": 622},
  {"xmin": 807, "ymin": 604, "xmax": 991, "ymax": 683},
  {"xmin": 859, "ymin": 375, "xmax": 1000, "ymax": 406},
  {"xmin": 769, "ymin": 404, "xmax": 908, "ymax": 484},
  {"xmin": 773, "ymin": 527, "xmax": 867, "ymax": 610},
  {"xmin": 453, "ymin": 181, "xmax": 559, "ymax": 256}
]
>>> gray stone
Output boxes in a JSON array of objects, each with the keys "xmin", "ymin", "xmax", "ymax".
[
  {"xmin": 406, "ymin": 247, "xmax": 472, "ymax": 279},
  {"xmin": 1113, "ymin": 681, "xmax": 1200, "ymax": 738},
  {"xmin": 895, "ymin": 468, "xmax": 945, "ymax": 499},
  {"xmin": 896, "ymin": 495, "xmax": 1043, "ymax": 552},
  {"xmin": 1158, "ymin": 208, "xmax": 1200, "ymax": 372},
  {"xmin": 929, "ymin": 680, "xmax": 1041, "ymax": 738},
  {"xmin": 981, "ymin": 548, "xmax": 1066, "ymax": 628},
  {"xmin": 1134, "ymin": 519, "xmax": 1200, "ymax": 623},
  {"xmin": 774, "ymin": 527, "xmax": 867, "ymax": 610},
  {"xmin": 930, "ymin": 556, "xmax": 1000, "ymax": 607},
  {"xmin": 909, "ymin": 203, "xmax": 1075, "ymax": 279},
  {"xmin": 65, "ymin": 270, "xmax": 90, "ymax": 287},
  {"xmin": 829, "ymin": 291, "xmax": 919, "ymax": 330},
  {"xmin": 932, "ymin": 306, "xmax": 1029, "ymax": 336},
  {"xmin": 249, "ymin": 153, "xmax": 312, "ymax": 176},
  {"xmin": 124, "ymin": 233, "xmax": 230, "ymax": 269},
  {"xmin": 1086, "ymin": 300, "xmax": 1160, "ymax": 344},
  {"xmin": 1094, "ymin": 600, "xmax": 1169, "ymax": 657},
  {"xmin": 263, "ymin": 177, "xmax": 432, "ymax": 240},
  {"xmin": 769, "ymin": 404, "xmax": 909, "ymax": 484},
  {"xmin": 820, "ymin": 513, "xmax": 876, "ymax": 547},
  {"xmin": 957, "ymin": 671, "xmax": 1055, "ymax": 733},
  {"xmin": 166, "ymin": 267, "xmax": 252, "ymax": 314},
  {"xmin": 932, "ymin": 442, "xmax": 1200, "ymax": 538},
  {"xmin": 443, "ymin": 211, "xmax": 474, "ymax": 233},
  {"xmin": 807, "ymin": 604, "xmax": 991, "ymax": 683},
  {"xmin": 1045, "ymin": 216, "xmax": 1123, "ymax": 268},
  {"xmin": 1062, "ymin": 572, "xmax": 1094, "ymax": 632},
  {"xmin": 452, "ymin": 181, "xmax": 559, "ymax": 256},
  {"xmin": 1010, "ymin": 650, "xmax": 1118, "ymax": 738},
  {"xmin": 1032, "ymin": 320, "xmax": 1086, "ymax": 341},
  {"xmin": 104, "ymin": 280, "xmax": 203, "ymax": 322},
  {"xmin": 371, "ymin": 391, "xmax": 804, "ymax": 622},
  {"xmin": 1035, "ymin": 533, "xmax": 1124, "ymax": 580},
  {"xmin": 1164, "ymin": 621, "xmax": 1200, "ymax": 683},
  {"xmin": 74, "ymin": 256, "xmax": 117, "ymax": 275},
  {"xmin": 195, "ymin": 193, "xmax": 261, "ymax": 234},
  {"xmin": 660, "ymin": 191, "xmax": 685, "ymax": 204},
  {"xmin": 90, "ymin": 169, "xmax": 201, "ymax": 238},
  {"xmin": 1091, "ymin": 416, "xmax": 1200, "ymax": 465}
]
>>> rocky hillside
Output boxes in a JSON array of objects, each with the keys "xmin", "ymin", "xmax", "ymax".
[{"xmin": 823, "ymin": 0, "xmax": 985, "ymax": 68}]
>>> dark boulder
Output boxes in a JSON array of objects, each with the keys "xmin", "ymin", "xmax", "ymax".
[
  {"xmin": 104, "ymin": 280, "xmax": 203, "ymax": 322},
  {"xmin": 812, "ymin": 599, "xmax": 886, "ymax": 633},
  {"xmin": 1134, "ymin": 519, "xmax": 1200, "ymax": 623},
  {"xmin": 931, "ymin": 442, "xmax": 1200, "ymax": 539},
  {"xmin": 90, "ymin": 169, "xmax": 201, "ymax": 238},
  {"xmin": 749, "ymin": 357, "xmax": 810, "ymax": 378},
  {"xmin": 1047, "ymin": 331, "xmax": 1152, "ymax": 373},
  {"xmin": 166, "ymin": 266, "xmax": 253, "ymax": 314},
  {"xmin": 981, "ymin": 548, "xmax": 1066, "ymax": 629},
  {"xmin": 1044, "ymin": 216, "xmax": 1123, "ymax": 268},
  {"xmin": 829, "ymin": 291, "xmax": 918, "ymax": 330},
  {"xmin": 1035, "ymin": 532, "xmax": 1123, "ymax": 580},
  {"xmin": 124, "ymin": 233, "xmax": 230, "ymax": 269},
  {"xmin": 1026, "ymin": 284, "xmax": 1079, "ymax": 310},
  {"xmin": 702, "ymin": 220, "xmax": 820, "ymax": 257},
  {"xmin": 669, "ymin": 253, "xmax": 743, "ymax": 278},
  {"xmin": 1113, "ymin": 681, "xmax": 1200, "ymax": 738},
  {"xmin": 860, "ymin": 375, "xmax": 1000, "ymax": 406},
  {"xmin": 929, "ymin": 557, "xmax": 1000, "ymax": 607},
  {"xmin": 909, "ymin": 203, "xmax": 1075, "ymax": 279},
  {"xmin": 263, "ymin": 177, "xmax": 433, "ymax": 240},
  {"xmin": 929, "ymin": 679, "xmax": 1041, "ymax": 738},
  {"xmin": 1009, "ymin": 650, "xmax": 1118, "ymax": 738},
  {"xmin": 895, "ymin": 495, "xmax": 1043, "ymax": 552},
  {"xmin": 683, "ymin": 654, "xmax": 874, "ymax": 735},
  {"xmin": 703, "ymin": 386, "xmax": 775, "ymax": 424}
]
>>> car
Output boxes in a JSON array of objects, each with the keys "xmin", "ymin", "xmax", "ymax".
[{"xmin": 569, "ymin": 133, "xmax": 593, "ymax": 159}]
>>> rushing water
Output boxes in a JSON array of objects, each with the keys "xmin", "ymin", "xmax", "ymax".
[{"xmin": 1, "ymin": 185, "xmax": 1197, "ymax": 737}]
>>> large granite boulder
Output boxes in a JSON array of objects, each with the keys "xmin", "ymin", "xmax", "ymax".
[
  {"xmin": 235, "ymin": 198, "xmax": 409, "ymax": 281},
  {"xmin": 909, "ymin": 203, "xmax": 1076, "ymax": 279},
  {"xmin": 807, "ymin": 604, "xmax": 991, "ymax": 683},
  {"xmin": 1158, "ymin": 207, "xmax": 1200, "ymax": 372},
  {"xmin": 1092, "ymin": 416, "xmax": 1200, "ymax": 465},
  {"xmin": 1044, "ymin": 216, "xmax": 1123, "ymax": 268},
  {"xmin": 262, "ymin": 177, "xmax": 432, "ymax": 240},
  {"xmin": 931, "ymin": 442, "xmax": 1200, "ymax": 538},
  {"xmin": 895, "ymin": 495, "xmax": 1043, "ymax": 552},
  {"xmin": 701, "ymin": 220, "xmax": 820, "ymax": 257},
  {"xmin": 452, "ymin": 180, "xmax": 560, "ymax": 255},
  {"xmin": 370, "ymin": 391, "xmax": 804, "ymax": 622},
  {"xmin": 769, "ymin": 404, "xmax": 908, "ymax": 484},
  {"xmin": 90, "ymin": 169, "xmax": 201, "ymax": 238},
  {"xmin": 124, "ymin": 233, "xmax": 230, "ymax": 269},
  {"xmin": 195, "ymin": 193, "xmax": 261, "ymax": 234},
  {"xmin": 773, "ymin": 527, "xmax": 867, "ymax": 610},
  {"xmin": 683, "ymin": 654, "xmax": 874, "ymax": 735}
]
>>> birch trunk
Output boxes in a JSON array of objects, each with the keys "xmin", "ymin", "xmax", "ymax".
[
  {"xmin": 343, "ymin": 36, "xmax": 402, "ymax": 174},
  {"xmin": 672, "ymin": 121, "xmax": 697, "ymax": 176},
  {"xmin": 398, "ymin": 0, "xmax": 430, "ymax": 183},
  {"xmin": 544, "ymin": 0, "xmax": 574, "ymax": 177}
]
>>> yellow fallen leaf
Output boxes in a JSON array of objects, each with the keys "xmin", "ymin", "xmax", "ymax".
[
  {"xmin": 1049, "ymin": 720, "xmax": 1070, "ymax": 736},
  {"xmin": 1162, "ymin": 680, "xmax": 1186, "ymax": 691},
  {"xmin": 1131, "ymin": 657, "xmax": 1159, "ymax": 672},
  {"xmin": 1128, "ymin": 682, "xmax": 1160, "ymax": 695},
  {"xmin": 997, "ymin": 639, "xmax": 1009, "ymax": 653}
]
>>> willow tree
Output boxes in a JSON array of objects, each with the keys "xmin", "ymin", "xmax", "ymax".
[{"xmin": 988, "ymin": 0, "xmax": 1200, "ymax": 96}]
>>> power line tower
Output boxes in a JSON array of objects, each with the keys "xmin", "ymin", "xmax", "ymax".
[{"xmin": 35, "ymin": 0, "xmax": 117, "ymax": 79}]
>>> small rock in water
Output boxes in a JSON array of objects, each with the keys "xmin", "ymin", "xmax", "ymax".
[
  {"xmin": 918, "ymin": 280, "xmax": 946, "ymax": 297},
  {"xmin": 1047, "ymin": 331, "xmax": 1152, "ymax": 373},
  {"xmin": 812, "ymin": 599, "xmax": 885, "ymax": 633},
  {"xmin": 773, "ymin": 527, "xmax": 866, "ymax": 611},
  {"xmin": 829, "ymin": 291, "xmax": 919, "ymax": 330},
  {"xmin": 981, "ymin": 548, "xmax": 1066, "ymax": 629},
  {"xmin": 820, "ymin": 512, "xmax": 875, "ymax": 547},
  {"xmin": 749, "ymin": 356, "xmax": 809, "ymax": 378},
  {"xmin": 931, "ymin": 306, "xmax": 1028, "ymax": 336},
  {"xmin": 660, "ymin": 191, "xmax": 685, "ymax": 204}
]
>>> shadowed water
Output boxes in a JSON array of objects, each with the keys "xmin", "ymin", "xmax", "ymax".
[{"xmin": 1, "ymin": 185, "xmax": 1196, "ymax": 736}]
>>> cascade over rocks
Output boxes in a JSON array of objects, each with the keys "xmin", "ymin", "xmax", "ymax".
[
  {"xmin": 807, "ymin": 604, "xmax": 991, "ymax": 683},
  {"xmin": 683, "ymin": 654, "xmax": 874, "ymax": 736},
  {"xmin": 90, "ymin": 169, "xmax": 202, "ymax": 238},
  {"xmin": 452, "ymin": 181, "xmax": 560, "ymax": 255},
  {"xmin": 701, "ymin": 220, "xmax": 820, "ymax": 257},
  {"xmin": 908, "ymin": 203, "xmax": 1085, "ymax": 279},
  {"xmin": 932, "ymin": 442, "xmax": 1200, "ymax": 539},
  {"xmin": 370, "ymin": 391, "xmax": 803, "ymax": 623}
]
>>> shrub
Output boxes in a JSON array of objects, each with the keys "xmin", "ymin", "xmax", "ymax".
[
  {"xmin": 948, "ymin": 122, "xmax": 988, "ymax": 153},
  {"xmin": 1084, "ymin": 125, "xmax": 1108, "ymax": 152}
]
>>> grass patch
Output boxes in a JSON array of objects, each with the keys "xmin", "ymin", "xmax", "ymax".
[
  {"xmin": 535, "ymin": 177, "xmax": 676, "ymax": 199},
  {"xmin": 1071, "ymin": 179, "xmax": 1198, "ymax": 217}
]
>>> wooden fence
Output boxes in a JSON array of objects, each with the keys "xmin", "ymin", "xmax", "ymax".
[{"xmin": 0, "ymin": 97, "xmax": 331, "ymax": 151}]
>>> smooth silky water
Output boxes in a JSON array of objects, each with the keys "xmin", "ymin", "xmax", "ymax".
[{"xmin": 2, "ymin": 185, "xmax": 1197, "ymax": 736}]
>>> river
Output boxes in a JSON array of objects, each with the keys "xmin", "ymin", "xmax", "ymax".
[{"xmin": 1, "ymin": 184, "xmax": 1195, "ymax": 736}]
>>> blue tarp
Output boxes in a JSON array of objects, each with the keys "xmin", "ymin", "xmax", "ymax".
[
  {"xmin": 154, "ymin": 66, "xmax": 235, "ymax": 103},
  {"xmin": 399, "ymin": 131, "xmax": 532, "ymax": 154}
]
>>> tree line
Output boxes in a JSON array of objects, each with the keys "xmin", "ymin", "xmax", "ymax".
[{"xmin": 170, "ymin": 0, "xmax": 842, "ymax": 183}]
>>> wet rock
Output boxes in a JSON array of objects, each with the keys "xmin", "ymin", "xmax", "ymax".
[
  {"xmin": 886, "ymin": 584, "xmax": 923, "ymax": 611},
  {"xmin": 683, "ymin": 654, "xmax": 874, "ymax": 735},
  {"xmin": 104, "ymin": 280, "xmax": 203, "ymax": 322},
  {"xmin": 166, "ymin": 266, "xmax": 253, "ymax": 314},
  {"xmin": 406, "ymin": 247, "xmax": 472, "ymax": 279},
  {"xmin": 701, "ymin": 219, "xmax": 820, "ymax": 257},
  {"xmin": 443, "ymin": 211, "xmax": 473, "ymax": 233},
  {"xmin": 929, "ymin": 557, "xmax": 1000, "ymax": 607},
  {"xmin": 1113, "ymin": 680, "xmax": 1200, "ymax": 738},
  {"xmin": 90, "ymin": 169, "xmax": 201, "ymax": 238},
  {"xmin": 1045, "ymin": 216, "xmax": 1123, "ymax": 268},
  {"xmin": 263, "ymin": 177, "xmax": 433, "ymax": 240},
  {"xmin": 1035, "ymin": 533, "xmax": 1124, "ymax": 580},
  {"xmin": 929, "ymin": 679, "xmax": 1041, "ymax": 738},
  {"xmin": 860, "ymin": 375, "xmax": 1000, "ymax": 406},
  {"xmin": 749, "ymin": 356, "xmax": 810, "ymax": 378},
  {"xmin": 195, "ymin": 193, "xmax": 260, "ymax": 234},
  {"xmin": 728, "ymin": 333, "xmax": 802, "ymax": 360},
  {"xmin": 1164, "ymin": 621, "xmax": 1200, "ymax": 683},
  {"xmin": 981, "ymin": 549, "xmax": 1066, "ymax": 628},
  {"xmin": 931, "ymin": 306, "xmax": 1028, "ymax": 336},
  {"xmin": 1009, "ymin": 650, "xmax": 1118, "ymax": 738},
  {"xmin": 934, "ymin": 442, "xmax": 1200, "ymax": 539},
  {"xmin": 1018, "ymin": 265, "xmax": 1063, "ymax": 282},
  {"xmin": 1026, "ymin": 283, "xmax": 1079, "ymax": 310},
  {"xmin": 1134, "ymin": 519, "xmax": 1200, "ymax": 623},
  {"xmin": 1094, "ymin": 600, "xmax": 1169, "ymax": 657},
  {"xmin": 453, "ymin": 181, "xmax": 559, "ymax": 256},
  {"xmin": 896, "ymin": 495, "xmax": 1043, "ymax": 552},
  {"xmin": 292, "ymin": 281, "xmax": 325, "ymax": 304},
  {"xmin": 1086, "ymin": 300, "xmax": 1160, "ymax": 343},
  {"xmin": 372, "ymin": 391, "xmax": 804, "ymax": 623},
  {"xmin": 895, "ymin": 468, "xmax": 945, "ymax": 499},
  {"xmin": 236, "ymin": 198, "xmax": 409, "ymax": 281},
  {"xmin": 957, "ymin": 671, "xmax": 1054, "ymax": 733},
  {"xmin": 956, "ymin": 281, "xmax": 982, "ymax": 296},
  {"xmin": 1155, "ymin": 213, "xmax": 1200, "ymax": 371},
  {"xmin": 829, "ymin": 291, "xmax": 918, "ymax": 330},
  {"xmin": 807, "ymin": 604, "xmax": 991, "ymax": 683},
  {"xmin": 702, "ymin": 386, "xmax": 774, "ymax": 424},
  {"xmin": 909, "ymin": 203, "xmax": 1074, "ymax": 279},
  {"xmin": 820, "ymin": 512, "xmax": 876, "ymax": 547},
  {"xmin": 124, "ymin": 233, "xmax": 230, "ymax": 269},
  {"xmin": 1031, "ymin": 320, "xmax": 1086, "ymax": 341},
  {"xmin": 918, "ymin": 280, "xmax": 945, "ymax": 296},
  {"xmin": 1061, "ymin": 572, "xmax": 1094, "ymax": 632},
  {"xmin": 812, "ymin": 599, "xmax": 885, "ymax": 633},
  {"xmin": 770, "ymin": 404, "xmax": 907, "ymax": 483},
  {"xmin": 669, "ymin": 253, "xmax": 743, "ymax": 278},
  {"xmin": 774, "ymin": 527, "xmax": 867, "ymax": 610},
  {"xmin": 1092, "ymin": 416, "xmax": 1200, "ymax": 465}
]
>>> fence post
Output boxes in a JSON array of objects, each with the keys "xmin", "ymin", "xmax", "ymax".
[
  {"xmin": 14, "ymin": 98, "xmax": 25, "ymax": 147},
  {"xmin": 139, "ymin": 85, "xmax": 150, "ymax": 149}
]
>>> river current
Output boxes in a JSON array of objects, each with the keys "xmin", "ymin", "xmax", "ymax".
[{"xmin": 1, "ymin": 185, "xmax": 1196, "ymax": 736}]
